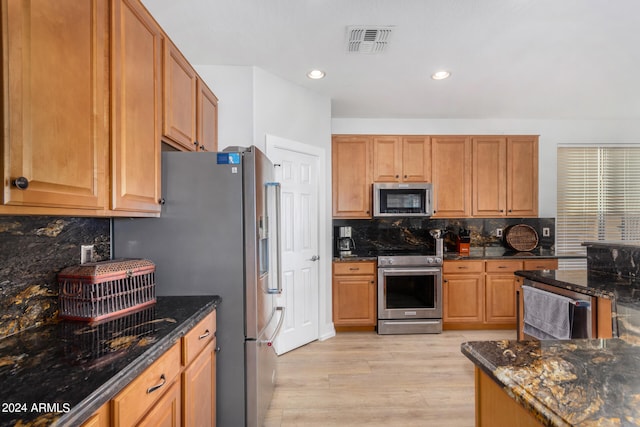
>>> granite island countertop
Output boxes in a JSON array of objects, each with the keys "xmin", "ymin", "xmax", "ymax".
[
  {"xmin": 0, "ymin": 295, "xmax": 220, "ymax": 427},
  {"xmin": 462, "ymin": 338, "xmax": 640, "ymax": 427}
]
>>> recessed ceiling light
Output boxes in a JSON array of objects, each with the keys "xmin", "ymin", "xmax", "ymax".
[
  {"xmin": 431, "ymin": 70, "xmax": 451, "ymax": 80},
  {"xmin": 307, "ymin": 69, "xmax": 326, "ymax": 79}
]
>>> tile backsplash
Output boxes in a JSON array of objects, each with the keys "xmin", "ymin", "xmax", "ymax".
[
  {"xmin": 0, "ymin": 216, "xmax": 110, "ymax": 338},
  {"xmin": 333, "ymin": 217, "xmax": 555, "ymax": 257}
]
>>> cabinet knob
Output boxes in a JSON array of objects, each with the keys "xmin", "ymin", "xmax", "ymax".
[
  {"xmin": 508, "ymin": 209, "xmax": 513, "ymax": 213},
  {"xmin": 200, "ymin": 144, "xmax": 206, "ymax": 151},
  {"xmin": 395, "ymin": 175, "xmax": 399, "ymax": 178},
  {"xmin": 194, "ymin": 141, "xmax": 199, "ymax": 148},
  {"xmin": 11, "ymin": 177, "xmax": 29, "ymax": 190},
  {"xmin": 404, "ymin": 175, "xmax": 407, "ymax": 179},
  {"xmin": 370, "ymin": 280, "xmax": 374, "ymax": 284},
  {"xmin": 159, "ymin": 198, "xmax": 166, "ymax": 205},
  {"xmin": 500, "ymin": 209, "xmax": 504, "ymax": 213}
]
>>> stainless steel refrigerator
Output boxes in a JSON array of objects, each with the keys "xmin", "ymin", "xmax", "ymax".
[{"xmin": 113, "ymin": 146, "xmax": 284, "ymax": 427}]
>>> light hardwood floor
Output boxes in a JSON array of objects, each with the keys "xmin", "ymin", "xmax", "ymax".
[{"xmin": 264, "ymin": 329, "xmax": 515, "ymax": 427}]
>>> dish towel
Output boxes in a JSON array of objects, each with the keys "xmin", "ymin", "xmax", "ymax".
[{"xmin": 523, "ymin": 286, "xmax": 573, "ymax": 340}]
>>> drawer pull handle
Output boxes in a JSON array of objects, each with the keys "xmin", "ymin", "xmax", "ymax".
[
  {"xmin": 498, "ymin": 266, "xmax": 507, "ymax": 269},
  {"xmin": 199, "ymin": 330, "xmax": 211, "ymax": 340},
  {"xmin": 458, "ymin": 266, "xmax": 468, "ymax": 269},
  {"xmin": 147, "ymin": 374, "xmax": 166, "ymax": 394},
  {"xmin": 349, "ymin": 267, "xmax": 359, "ymax": 271}
]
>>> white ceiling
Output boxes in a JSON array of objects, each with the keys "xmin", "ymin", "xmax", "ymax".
[{"xmin": 142, "ymin": 0, "xmax": 640, "ymax": 120}]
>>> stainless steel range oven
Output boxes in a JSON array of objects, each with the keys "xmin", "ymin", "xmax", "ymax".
[{"xmin": 377, "ymin": 253, "xmax": 443, "ymax": 334}]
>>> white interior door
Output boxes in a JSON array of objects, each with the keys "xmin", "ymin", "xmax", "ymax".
[{"xmin": 266, "ymin": 136, "xmax": 320, "ymax": 355}]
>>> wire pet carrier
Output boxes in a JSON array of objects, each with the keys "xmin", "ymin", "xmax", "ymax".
[{"xmin": 58, "ymin": 259, "xmax": 156, "ymax": 322}]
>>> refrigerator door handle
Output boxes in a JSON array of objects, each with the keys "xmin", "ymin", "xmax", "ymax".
[
  {"xmin": 266, "ymin": 182, "xmax": 283, "ymax": 294},
  {"xmin": 263, "ymin": 306, "xmax": 285, "ymax": 347}
]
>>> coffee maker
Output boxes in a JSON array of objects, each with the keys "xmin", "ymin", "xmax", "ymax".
[{"xmin": 337, "ymin": 226, "xmax": 356, "ymax": 257}]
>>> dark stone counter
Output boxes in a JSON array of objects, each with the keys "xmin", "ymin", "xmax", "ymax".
[
  {"xmin": 461, "ymin": 338, "xmax": 640, "ymax": 427},
  {"xmin": 444, "ymin": 247, "xmax": 585, "ymax": 261},
  {"xmin": 0, "ymin": 295, "xmax": 220, "ymax": 427}
]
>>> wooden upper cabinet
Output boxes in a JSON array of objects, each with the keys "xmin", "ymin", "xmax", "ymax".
[
  {"xmin": 507, "ymin": 136, "xmax": 538, "ymax": 216},
  {"xmin": 332, "ymin": 136, "xmax": 372, "ymax": 218},
  {"xmin": 1, "ymin": 0, "xmax": 109, "ymax": 214},
  {"xmin": 431, "ymin": 136, "xmax": 471, "ymax": 217},
  {"xmin": 372, "ymin": 136, "xmax": 430, "ymax": 182},
  {"xmin": 372, "ymin": 136, "xmax": 402, "ymax": 182},
  {"xmin": 162, "ymin": 38, "xmax": 198, "ymax": 151},
  {"xmin": 473, "ymin": 136, "xmax": 538, "ymax": 217},
  {"xmin": 111, "ymin": 0, "xmax": 162, "ymax": 215},
  {"xmin": 196, "ymin": 79, "xmax": 219, "ymax": 152},
  {"xmin": 472, "ymin": 136, "xmax": 507, "ymax": 216},
  {"xmin": 402, "ymin": 136, "xmax": 431, "ymax": 182}
]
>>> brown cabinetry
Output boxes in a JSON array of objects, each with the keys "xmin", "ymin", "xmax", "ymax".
[
  {"xmin": 332, "ymin": 261, "xmax": 376, "ymax": 329},
  {"xmin": 484, "ymin": 260, "xmax": 521, "ymax": 325},
  {"xmin": 444, "ymin": 259, "xmax": 559, "ymax": 330},
  {"xmin": 162, "ymin": 38, "xmax": 218, "ymax": 153},
  {"xmin": 82, "ymin": 309, "xmax": 217, "ymax": 427},
  {"xmin": 332, "ymin": 136, "xmax": 372, "ymax": 218},
  {"xmin": 442, "ymin": 260, "xmax": 484, "ymax": 326},
  {"xmin": 196, "ymin": 80, "xmax": 219, "ymax": 153},
  {"xmin": 1, "ymin": 0, "xmax": 109, "ymax": 215},
  {"xmin": 181, "ymin": 310, "xmax": 217, "ymax": 426},
  {"xmin": 112, "ymin": 342, "xmax": 182, "ymax": 426},
  {"xmin": 162, "ymin": 38, "xmax": 198, "ymax": 151},
  {"xmin": 372, "ymin": 136, "xmax": 431, "ymax": 182},
  {"xmin": 110, "ymin": 0, "xmax": 163, "ymax": 215},
  {"xmin": 431, "ymin": 136, "xmax": 472, "ymax": 217},
  {"xmin": 472, "ymin": 136, "xmax": 538, "ymax": 217}
]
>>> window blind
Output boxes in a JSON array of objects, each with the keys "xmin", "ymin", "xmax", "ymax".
[{"xmin": 557, "ymin": 145, "xmax": 640, "ymax": 270}]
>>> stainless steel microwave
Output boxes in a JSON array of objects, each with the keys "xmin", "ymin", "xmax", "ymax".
[{"xmin": 373, "ymin": 183, "xmax": 433, "ymax": 217}]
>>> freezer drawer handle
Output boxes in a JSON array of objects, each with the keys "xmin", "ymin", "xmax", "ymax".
[
  {"xmin": 267, "ymin": 306, "xmax": 286, "ymax": 347},
  {"xmin": 146, "ymin": 374, "xmax": 166, "ymax": 394}
]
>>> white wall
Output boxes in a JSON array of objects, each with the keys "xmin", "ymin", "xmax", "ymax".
[
  {"xmin": 196, "ymin": 65, "xmax": 335, "ymax": 341},
  {"xmin": 332, "ymin": 118, "xmax": 640, "ymax": 217}
]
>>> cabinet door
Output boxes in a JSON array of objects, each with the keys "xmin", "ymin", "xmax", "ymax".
[
  {"xmin": 332, "ymin": 136, "xmax": 371, "ymax": 218},
  {"xmin": 196, "ymin": 79, "xmax": 219, "ymax": 152},
  {"xmin": 1, "ymin": 0, "xmax": 108, "ymax": 212},
  {"xmin": 162, "ymin": 38, "xmax": 197, "ymax": 151},
  {"xmin": 111, "ymin": 0, "xmax": 162, "ymax": 215},
  {"xmin": 402, "ymin": 136, "xmax": 431, "ymax": 182},
  {"xmin": 137, "ymin": 380, "xmax": 181, "ymax": 427},
  {"xmin": 443, "ymin": 274, "xmax": 484, "ymax": 323},
  {"xmin": 372, "ymin": 136, "xmax": 402, "ymax": 182},
  {"xmin": 332, "ymin": 275, "xmax": 376, "ymax": 326},
  {"xmin": 80, "ymin": 403, "xmax": 110, "ymax": 427},
  {"xmin": 485, "ymin": 274, "xmax": 518, "ymax": 324},
  {"xmin": 431, "ymin": 136, "xmax": 471, "ymax": 217},
  {"xmin": 506, "ymin": 136, "xmax": 538, "ymax": 216},
  {"xmin": 472, "ymin": 136, "xmax": 507, "ymax": 217},
  {"xmin": 182, "ymin": 340, "xmax": 216, "ymax": 427}
]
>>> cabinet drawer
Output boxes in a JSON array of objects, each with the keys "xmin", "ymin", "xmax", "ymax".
[
  {"xmin": 523, "ymin": 259, "xmax": 558, "ymax": 271},
  {"xmin": 443, "ymin": 260, "xmax": 484, "ymax": 274},
  {"xmin": 334, "ymin": 261, "xmax": 376, "ymax": 276},
  {"xmin": 112, "ymin": 341, "xmax": 181, "ymax": 427},
  {"xmin": 182, "ymin": 310, "xmax": 216, "ymax": 366},
  {"xmin": 485, "ymin": 260, "xmax": 523, "ymax": 273}
]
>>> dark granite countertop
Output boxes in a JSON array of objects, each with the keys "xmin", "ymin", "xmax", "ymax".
[
  {"xmin": 461, "ymin": 338, "xmax": 640, "ymax": 427},
  {"xmin": 333, "ymin": 248, "xmax": 586, "ymax": 262},
  {"xmin": 0, "ymin": 295, "xmax": 220, "ymax": 427}
]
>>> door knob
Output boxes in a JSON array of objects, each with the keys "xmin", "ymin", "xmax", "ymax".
[{"xmin": 309, "ymin": 255, "xmax": 320, "ymax": 261}]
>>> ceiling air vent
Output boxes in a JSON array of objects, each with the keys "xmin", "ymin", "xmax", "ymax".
[{"xmin": 346, "ymin": 26, "xmax": 393, "ymax": 54}]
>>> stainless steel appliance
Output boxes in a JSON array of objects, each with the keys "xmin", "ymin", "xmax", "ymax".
[
  {"xmin": 377, "ymin": 237, "xmax": 443, "ymax": 334},
  {"xmin": 113, "ymin": 146, "xmax": 284, "ymax": 427},
  {"xmin": 337, "ymin": 226, "xmax": 356, "ymax": 257},
  {"xmin": 520, "ymin": 280, "xmax": 593, "ymax": 340},
  {"xmin": 373, "ymin": 182, "xmax": 433, "ymax": 217}
]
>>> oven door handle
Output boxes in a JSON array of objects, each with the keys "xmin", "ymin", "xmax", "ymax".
[{"xmin": 380, "ymin": 268, "xmax": 441, "ymax": 275}]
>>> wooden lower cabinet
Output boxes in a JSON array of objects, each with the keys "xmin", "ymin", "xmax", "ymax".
[
  {"xmin": 475, "ymin": 368, "xmax": 543, "ymax": 427},
  {"xmin": 443, "ymin": 260, "xmax": 484, "ymax": 328},
  {"xmin": 332, "ymin": 261, "xmax": 377, "ymax": 329},
  {"xmin": 444, "ymin": 258, "xmax": 559, "ymax": 330},
  {"xmin": 81, "ymin": 310, "xmax": 217, "ymax": 427},
  {"xmin": 138, "ymin": 380, "xmax": 182, "ymax": 427}
]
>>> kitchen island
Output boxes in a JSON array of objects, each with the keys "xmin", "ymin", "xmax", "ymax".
[
  {"xmin": 0, "ymin": 295, "xmax": 219, "ymax": 426},
  {"xmin": 462, "ymin": 337, "xmax": 640, "ymax": 427}
]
